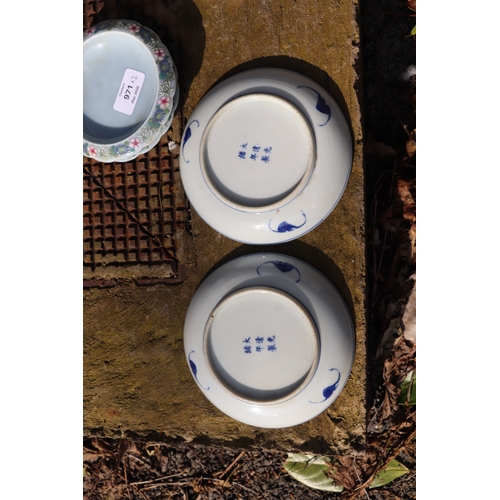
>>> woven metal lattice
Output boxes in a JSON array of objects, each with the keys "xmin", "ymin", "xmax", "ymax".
[
  {"xmin": 83, "ymin": 0, "xmax": 189, "ymax": 285},
  {"xmin": 83, "ymin": 147, "xmax": 188, "ymax": 269}
]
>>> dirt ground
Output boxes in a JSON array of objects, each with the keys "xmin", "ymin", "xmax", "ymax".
[{"xmin": 84, "ymin": 0, "xmax": 416, "ymax": 497}]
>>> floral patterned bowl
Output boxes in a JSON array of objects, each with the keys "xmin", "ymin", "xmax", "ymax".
[{"xmin": 83, "ymin": 19, "xmax": 178, "ymax": 163}]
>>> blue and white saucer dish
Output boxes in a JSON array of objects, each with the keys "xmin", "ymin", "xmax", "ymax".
[
  {"xmin": 180, "ymin": 68, "xmax": 352, "ymax": 244},
  {"xmin": 183, "ymin": 253, "xmax": 355, "ymax": 428}
]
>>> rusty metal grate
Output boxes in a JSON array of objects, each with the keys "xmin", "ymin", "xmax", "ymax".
[
  {"xmin": 84, "ymin": 145, "xmax": 179, "ymax": 266},
  {"xmin": 83, "ymin": 137, "xmax": 190, "ymax": 286},
  {"xmin": 83, "ymin": 0, "xmax": 191, "ymax": 286}
]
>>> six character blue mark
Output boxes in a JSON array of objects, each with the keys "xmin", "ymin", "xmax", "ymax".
[
  {"xmin": 181, "ymin": 120, "xmax": 200, "ymax": 163},
  {"xmin": 242, "ymin": 336, "xmax": 277, "ymax": 353},
  {"xmin": 309, "ymin": 368, "xmax": 341, "ymax": 403},
  {"xmin": 188, "ymin": 350, "xmax": 209, "ymax": 390},
  {"xmin": 238, "ymin": 143, "xmax": 273, "ymax": 162},
  {"xmin": 256, "ymin": 261, "xmax": 301, "ymax": 283},
  {"xmin": 297, "ymin": 86, "xmax": 332, "ymax": 126},
  {"xmin": 268, "ymin": 211, "xmax": 307, "ymax": 233}
]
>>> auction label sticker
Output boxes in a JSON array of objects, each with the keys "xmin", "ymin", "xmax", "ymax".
[{"xmin": 113, "ymin": 68, "xmax": 146, "ymax": 115}]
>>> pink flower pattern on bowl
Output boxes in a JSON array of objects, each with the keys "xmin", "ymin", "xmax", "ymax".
[
  {"xmin": 154, "ymin": 48, "xmax": 165, "ymax": 60},
  {"xmin": 157, "ymin": 96, "xmax": 171, "ymax": 109},
  {"xmin": 83, "ymin": 19, "xmax": 177, "ymax": 163}
]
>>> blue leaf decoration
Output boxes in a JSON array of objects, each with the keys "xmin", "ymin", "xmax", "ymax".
[
  {"xmin": 188, "ymin": 350, "xmax": 209, "ymax": 390},
  {"xmin": 268, "ymin": 211, "xmax": 307, "ymax": 233},
  {"xmin": 182, "ymin": 120, "xmax": 200, "ymax": 163},
  {"xmin": 310, "ymin": 368, "xmax": 341, "ymax": 403},
  {"xmin": 256, "ymin": 261, "xmax": 301, "ymax": 282},
  {"xmin": 297, "ymin": 86, "xmax": 331, "ymax": 126},
  {"xmin": 272, "ymin": 262, "xmax": 294, "ymax": 273}
]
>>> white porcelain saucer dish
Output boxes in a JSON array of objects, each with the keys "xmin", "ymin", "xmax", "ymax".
[
  {"xmin": 183, "ymin": 253, "xmax": 355, "ymax": 428},
  {"xmin": 180, "ymin": 68, "xmax": 352, "ymax": 244},
  {"xmin": 83, "ymin": 20, "xmax": 177, "ymax": 163}
]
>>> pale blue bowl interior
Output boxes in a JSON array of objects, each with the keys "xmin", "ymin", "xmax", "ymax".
[{"xmin": 83, "ymin": 31, "xmax": 158, "ymax": 145}]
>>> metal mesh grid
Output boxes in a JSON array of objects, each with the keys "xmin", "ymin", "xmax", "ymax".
[
  {"xmin": 83, "ymin": 141, "xmax": 188, "ymax": 268},
  {"xmin": 83, "ymin": 0, "xmax": 190, "ymax": 285}
]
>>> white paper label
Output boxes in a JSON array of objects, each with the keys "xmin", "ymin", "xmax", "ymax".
[{"xmin": 113, "ymin": 69, "xmax": 146, "ymax": 116}]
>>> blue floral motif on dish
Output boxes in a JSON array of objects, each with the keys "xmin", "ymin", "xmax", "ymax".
[
  {"xmin": 182, "ymin": 120, "xmax": 200, "ymax": 163},
  {"xmin": 268, "ymin": 211, "xmax": 307, "ymax": 233},
  {"xmin": 309, "ymin": 368, "xmax": 341, "ymax": 403},
  {"xmin": 297, "ymin": 86, "xmax": 331, "ymax": 126},
  {"xmin": 256, "ymin": 261, "xmax": 301, "ymax": 283},
  {"xmin": 188, "ymin": 351, "xmax": 209, "ymax": 390}
]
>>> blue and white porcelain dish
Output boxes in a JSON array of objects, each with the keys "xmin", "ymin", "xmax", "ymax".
[
  {"xmin": 183, "ymin": 253, "xmax": 355, "ymax": 428},
  {"xmin": 83, "ymin": 19, "xmax": 178, "ymax": 163},
  {"xmin": 180, "ymin": 68, "xmax": 352, "ymax": 244}
]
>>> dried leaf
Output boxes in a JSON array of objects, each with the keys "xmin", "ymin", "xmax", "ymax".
[
  {"xmin": 369, "ymin": 459, "xmax": 409, "ymax": 489},
  {"xmin": 89, "ymin": 438, "xmax": 115, "ymax": 457},
  {"xmin": 396, "ymin": 178, "xmax": 415, "ymax": 223},
  {"xmin": 402, "ymin": 281, "xmax": 416, "ymax": 342},
  {"xmin": 330, "ymin": 456, "xmax": 358, "ymax": 490},
  {"xmin": 405, "ymin": 130, "xmax": 416, "ymax": 159},
  {"xmin": 118, "ymin": 439, "xmax": 139, "ymax": 463},
  {"xmin": 381, "ymin": 385, "xmax": 397, "ymax": 420},
  {"xmin": 283, "ymin": 454, "xmax": 344, "ymax": 493}
]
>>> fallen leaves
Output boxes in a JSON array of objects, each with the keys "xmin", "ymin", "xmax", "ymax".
[
  {"xmin": 382, "ymin": 337, "xmax": 416, "ymax": 420},
  {"xmin": 283, "ymin": 454, "xmax": 343, "ymax": 493},
  {"xmin": 369, "ymin": 459, "xmax": 410, "ymax": 489}
]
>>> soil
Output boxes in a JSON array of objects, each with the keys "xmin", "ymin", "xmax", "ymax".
[{"xmin": 83, "ymin": 0, "xmax": 416, "ymax": 497}]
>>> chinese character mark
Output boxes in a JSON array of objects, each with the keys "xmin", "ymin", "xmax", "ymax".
[
  {"xmin": 256, "ymin": 346, "xmax": 263, "ymax": 352},
  {"xmin": 240, "ymin": 142, "xmax": 248, "ymax": 149},
  {"xmin": 267, "ymin": 344, "xmax": 277, "ymax": 352},
  {"xmin": 243, "ymin": 345, "xmax": 252, "ymax": 354},
  {"xmin": 261, "ymin": 155, "xmax": 270, "ymax": 163},
  {"xmin": 267, "ymin": 336, "xmax": 276, "ymax": 343},
  {"xmin": 252, "ymin": 145, "xmax": 261, "ymax": 152},
  {"xmin": 250, "ymin": 153, "xmax": 257, "ymax": 161},
  {"xmin": 238, "ymin": 151, "xmax": 246, "ymax": 159},
  {"xmin": 255, "ymin": 337, "xmax": 264, "ymax": 344},
  {"xmin": 243, "ymin": 337, "xmax": 251, "ymax": 344},
  {"xmin": 263, "ymin": 147, "xmax": 272, "ymax": 153}
]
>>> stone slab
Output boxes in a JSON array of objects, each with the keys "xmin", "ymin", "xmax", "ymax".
[{"xmin": 84, "ymin": 0, "xmax": 365, "ymax": 454}]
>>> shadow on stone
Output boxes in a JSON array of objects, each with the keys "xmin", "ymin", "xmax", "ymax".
[
  {"xmin": 206, "ymin": 56, "xmax": 354, "ymax": 147},
  {"xmin": 299, "ymin": 436, "xmax": 334, "ymax": 455},
  {"xmin": 91, "ymin": 0, "xmax": 206, "ymax": 112}
]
